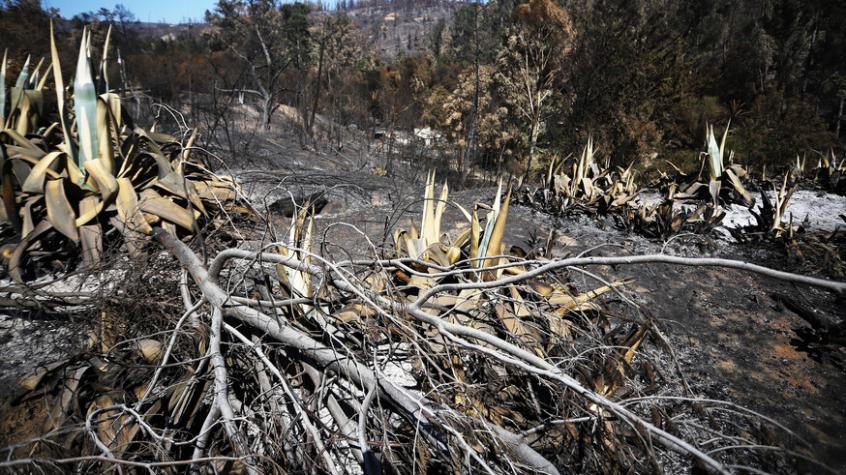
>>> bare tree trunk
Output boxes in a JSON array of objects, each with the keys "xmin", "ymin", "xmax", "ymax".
[
  {"xmin": 461, "ymin": 3, "xmax": 481, "ymax": 188},
  {"xmin": 308, "ymin": 36, "xmax": 327, "ymax": 136},
  {"xmin": 260, "ymin": 95, "xmax": 273, "ymax": 131},
  {"xmin": 524, "ymin": 117, "xmax": 539, "ymax": 182}
]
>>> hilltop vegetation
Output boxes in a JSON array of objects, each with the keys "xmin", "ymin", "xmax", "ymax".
[{"xmin": 1, "ymin": 0, "xmax": 844, "ymax": 178}]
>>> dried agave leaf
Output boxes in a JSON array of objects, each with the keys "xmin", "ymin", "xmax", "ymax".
[
  {"xmin": 0, "ymin": 49, "xmax": 5, "ymax": 124},
  {"xmin": 724, "ymin": 168, "xmax": 753, "ymax": 205},
  {"xmin": 137, "ymin": 339, "xmax": 163, "ymax": 362},
  {"xmin": 549, "ymin": 281, "xmax": 628, "ymax": 313},
  {"xmin": 155, "ymin": 171, "xmax": 207, "ymax": 216},
  {"xmin": 21, "ymin": 151, "xmax": 63, "ymax": 193},
  {"xmin": 17, "ymin": 368, "xmax": 47, "ymax": 391},
  {"xmin": 44, "ymin": 365, "xmax": 89, "ymax": 432},
  {"xmin": 76, "ymin": 159, "xmax": 118, "ymax": 227},
  {"xmin": 44, "ymin": 178, "xmax": 79, "ymax": 242},
  {"xmin": 1, "ymin": 157, "xmax": 21, "ymax": 233},
  {"xmin": 192, "ymin": 179, "xmax": 237, "ymax": 202},
  {"xmin": 2, "ymin": 129, "xmax": 43, "ymax": 156},
  {"xmin": 470, "ymin": 208, "xmax": 481, "ymax": 259},
  {"xmin": 79, "ymin": 195, "xmax": 102, "ymax": 268},
  {"xmin": 95, "ymin": 97, "xmax": 115, "ymax": 174},
  {"xmin": 477, "ymin": 182, "xmax": 501, "ymax": 265},
  {"xmin": 50, "ymin": 21, "xmax": 76, "ymax": 162},
  {"xmin": 333, "ymin": 303, "xmax": 376, "ymax": 323},
  {"xmin": 495, "ymin": 297, "xmax": 542, "ymax": 356},
  {"xmin": 138, "ymin": 188, "xmax": 195, "ymax": 231},
  {"xmin": 115, "ymin": 177, "xmax": 152, "ymax": 234},
  {"xmin": 483, "ymin": 185, "xmax": 512, "ymax": 275}
]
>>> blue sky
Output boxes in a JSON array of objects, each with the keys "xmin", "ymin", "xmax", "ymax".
[{"xmin": 44, "ymin": 0, "xmax": 218, "ymax": 24}]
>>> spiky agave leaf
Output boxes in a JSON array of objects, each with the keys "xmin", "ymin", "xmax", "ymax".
[
  {"xmin": 73, "ymin": 28, "xmax": 99, "ymax": 175},
  {"xmin": 14, "ymin": 55, "xmax": 30, "ymax": 89},
  {"xmin": 0, "ymin": 49, "xmax": 6, "ymax": 125},
  {"xmin": 706, "ymin": 124, "xmax": 722, "ymax": 181},
  {"xmin": 481, "ymin": 184, "xmax": 512, "ymax": 279},
  {"xmin": 476, "ymin": 180, "xmax": 502, "ymax": 266},
  {"xmin": 50, "ymin": 20, "xmax": 77, "ymax": 163},
  {"xmin": 98, "ymin": 25, "xmax": 112, "ymax": 93}
]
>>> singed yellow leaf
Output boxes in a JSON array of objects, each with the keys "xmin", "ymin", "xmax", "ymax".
[
  {"xmin": 138, "ymin": 188, "xmax": 194, "ymax": 231},
  {"xmin": 115, "ymin": 177, "xmax": 152, "ymax": 234},
  {"xmin": 44, "ymin": 178, "xmax": 79, "ymax": 241}
]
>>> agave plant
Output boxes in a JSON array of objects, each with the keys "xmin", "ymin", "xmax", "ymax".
[
  {"xmin": 813, "ymin": 149, "xmax": 846, "ymax": 195},
  {"xmin": 389, "ymin": 172, "xmax": 632, "ymax": 363},
  {"xmin": 674, "ymin": 123, "xmax": 754, "ymax": 208},
  {"xmin": 520, "ymin": 138, "xmax": 638, "ymax": 214},
  {"xmin": 0, "ymin": 24, "xmax": 236, "ymax": 280},
  {"xmin": 621, "ymin": 200, "xmax": 724, "ymax": 240},
  {"xmin": 752, "ymin": 175, "xmax": 797, "ymax": 237}
]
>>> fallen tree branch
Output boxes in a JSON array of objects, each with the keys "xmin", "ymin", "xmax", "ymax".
[{"xmin": 154, "ymin": 228, "xmax": 561, "ymax": 474}]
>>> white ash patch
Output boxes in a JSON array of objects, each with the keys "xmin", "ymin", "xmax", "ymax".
[
  {"xmin": 637, "ymin": 190, "xmax": 846, "ymax": 236},
  {"xmin": 721, "ymin": 190, "xmax": 846, "ymax": 232}
]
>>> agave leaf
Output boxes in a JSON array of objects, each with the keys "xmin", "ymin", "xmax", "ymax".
[
  {"xmin": 14, "ymin": 54, "xmax": 30, "ymax": 89},
  {"xmin": 155, "ymin": 171, "xmax": 207, "ymax": 216},
  {"xmin": 470, "ymin": 209, "xmax": 480, "ymax": 259},
  {"xmin": 179, "ymin": 128, "xmax": 199, "ymax": 167},
  {"xmin": 192, "ymin": 179, "xmax": 237, "ymax": 202},
  {"xmin": 138, "ymin": 188, "xmax": 194, "ymax": 231},
  {"xmin": 477, "ymin": 181, "xmax": 501, "ymax": 265},
  {"xmin": 98, "ymin": 24, "xmax": 112, "ymax": 93},
  {"xmin": 17, "ymin": 360, "xmax": 66, "ymax": 390},
  {"xmin": 0, "ymin": 49, "xmax": 6, "ymax": 125},
  {"xmin": 724, "ymin": 168, "xmax": 753, "ymax": 205},
  {"xmin": 28, "ymin": 57, "xmax": 44, "ymax": 90},
  {"xmin": 45, "ymin": 178, "xmax": 79, "ymax": 242},
  {"xmin": 12, "ymin": 88, "xmax": 31, "ymax": 135},
  {"xmin": 43, "ymin": 365, "xmax": 89, "ymax": 433},
  {"xmin": 452, "ymin": 201, "xmax": 472, "ymax": 223},
  {"xmin": 7, "ymin": 219, "xmax": 50, "ymax": 282},
  {"xmin": 496, "ymin": 291, "xmax": 543, "ymax": 355},
  {"xmin": 50, "ymin": 20, "xmax": 77, "ymax": 164},
  {"xmin": 35, "ymin": 62, "xmax": 51, "ymax": 91},
  {"xmin": 21, "ymin": 151, "xmax": 63, "ymax": 193},
  {"xmin": 137, "ymin": 339, "xmax": 162, "ymax": 362},
  {"xmin": 482, "ymin": 185, "xmax": 511, "ymax": 275},
  {"xmin": 20, "ymin": 197, "xmax": 38, "ymax": 237},
  {"xmin": 622, "ymin": 326, "xmax": 647, "ymax": 365},
  {"xmin": 550, "ymin": 281, "xmax": 628, "ymax": 313},
  {"xmin": 0, "ymin": 156, "xmax": 22, "ymax": 233},
  {"xmin": 95, "ymin": 97, "xmax": 115, "ymax": 175},
  {"xmin": 79, "ymin": 195, "xmax": 102, "ymax": 268},
  {"xmin": 75, "ymin": 159, "xmax": 118, "ymax": 227},
  {"xmin": 706, "ymin": 124, "xmax": 722, "ymax": 181},
  {"xmin": 708, "ymin": 179, "xmax": 721, "ymax": 208},
  {"xmin": 134, "ymin": 128, "xmax": 173, "ymax": 178},
  {"xmin": 421, "ymin": 170, "xmax": 435, "ymax": 243},
  {"xmin": 431, "ymin": 179, "xmax": 448, "ymax": 245},
  {"xmin": 115, "ymin": 178, "xmax": 152, "ymax": 234},
  {"xmin": 73, "ymin": 28, "xmax": 99, "ymax": 174}
]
